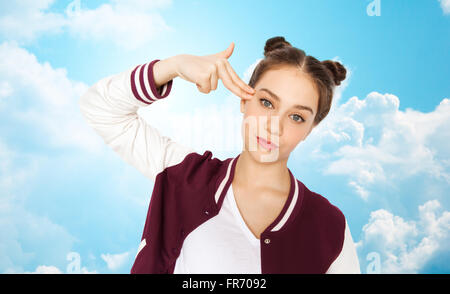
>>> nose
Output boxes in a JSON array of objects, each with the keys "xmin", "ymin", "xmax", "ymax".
[{"xmin": 265, "ymin": 114, "xmax": 282, "ymax": 138}]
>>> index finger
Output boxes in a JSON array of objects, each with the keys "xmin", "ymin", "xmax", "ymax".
[
  {"xmin": 224, "ymin": 60, "xmax": 256, "ymax": 95},
  {"xmin": 217, "ymin": 62, "xmax": 254, "ymax": 100}
]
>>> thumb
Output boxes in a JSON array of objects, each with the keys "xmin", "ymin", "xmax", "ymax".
[{"xmin": 215, "ymin": 42, "xmax": 234, "ymax": 59}]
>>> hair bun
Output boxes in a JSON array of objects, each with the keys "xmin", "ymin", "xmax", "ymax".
[
  {"xmin": 264, "ymin": 36, "xmax": 292, "ymax": 57},
  {"xmin": 321, "ymin": 60, "xmax": 347, "ymax": 86}
]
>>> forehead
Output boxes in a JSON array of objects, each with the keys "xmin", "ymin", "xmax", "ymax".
[{"xmin": 255, "ymin": 66, "xmax": 319, "ymax": 111}]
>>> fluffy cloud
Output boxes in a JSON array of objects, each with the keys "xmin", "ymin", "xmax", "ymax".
[
  {"xmin": 0, "ymin": 136, "xmax": 102, "ymax": 274},
  {"xmin": 356, "ymin": 200, "xmax": 450, "ymax": 273},
  {"xmin": 26, "ymin": 265, "xmax": 63, "ymax": 274},
  {"xmin": 65, "ymin": 0, "xmax": 173, "ymax": 49},
  {"xmin": 0, "ymin": 41, "xmax": 152, "ymax": 274},
  {"xmin": 0, "ymin": 0, "xmax": 174, "ymax": 49},
  {"xmin": 439, "ymin": 0, "xmax": 450, "ymax": 14},
  {"xmin": 0, "ymin": 42, "xmax": 107, "ymax": 273},
  {"xmin": 0, "ymin": 41, "xmax": 103, "ymax": 153},
  {"xmin": 0, "ymin": 139, "xmax": 77, "ymax": 273},
  {"xmin": 101, "ymin": 251, "xmax": 130, "ymax": 271},
  {"xmin": 0, "ymin": 0, "xmax": 66, "ymax": 43},
  {"xmin": 304, "ymin": 91, "xmax": 450, "ymax": 200}
]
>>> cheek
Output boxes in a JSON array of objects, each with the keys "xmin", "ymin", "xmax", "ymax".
[
  {"xmin": 282, "ymin": 124, "xmax": 308, "ymax": 148},
  {"xmin": 242, "ymin": 104, "xmax": 269, "ymax": 133}
]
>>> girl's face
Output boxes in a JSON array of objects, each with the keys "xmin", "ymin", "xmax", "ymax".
[{"xmin": 240, "ymin": 66, "xmax": 319, "ymax": 163}]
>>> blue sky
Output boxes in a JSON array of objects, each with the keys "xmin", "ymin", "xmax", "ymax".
[{"xmin": 0, "ymin": 0, "xmax": 449, "ymax": 274}]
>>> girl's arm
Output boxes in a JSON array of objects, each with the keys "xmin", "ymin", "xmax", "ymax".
[
  {"xmin": 78, "ymin": 57, "xmax": 196, "ymax": 182},
  {"xmin": 325, "ymin": 218, "xmax": 362, "ymax": 274}
]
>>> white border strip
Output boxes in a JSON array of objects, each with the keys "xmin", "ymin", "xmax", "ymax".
[
  {"xmin": 134, "ymin": 238, "xmax": 147, "ymax": 260},
  {"xmin": 214, "ymin": 157, "xmax": 236, "ymax": 204},
  {"xmin": 271, "ymin": 177, "xmax": 299, "ymax": 232}
]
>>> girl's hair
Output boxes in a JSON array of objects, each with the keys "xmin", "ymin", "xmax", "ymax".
[{"xmin": 248, "ymin": 36, "xmax": 347, "ymax": 127}]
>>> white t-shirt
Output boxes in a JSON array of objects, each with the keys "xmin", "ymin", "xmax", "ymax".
[
  {"xmin": 173, "ymin": 183, "xmax": 360, "ymax": 274},
  {"xmin": 173, "ymin": 183, "xmax": 261, "ymax": 274}
]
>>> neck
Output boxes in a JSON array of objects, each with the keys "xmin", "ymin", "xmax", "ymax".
[{"xmin": 233, "ymin": 150, "xmax": 290, "ymax": 194}]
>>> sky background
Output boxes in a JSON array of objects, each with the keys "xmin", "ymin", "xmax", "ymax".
[{"xmin": 0, "ymin": 0, "xmax": 449, "ymax": 274}]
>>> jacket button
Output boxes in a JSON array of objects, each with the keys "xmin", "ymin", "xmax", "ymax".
[
  {"xmin": 204, "ymin": 210, "xmax": 209, "ymax": 215},
  {"xmin": 264, "ymin": 238, "xmax": 271, "ymax": 244}
]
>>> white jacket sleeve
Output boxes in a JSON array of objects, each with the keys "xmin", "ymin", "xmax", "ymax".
[
  {"xmin": 326, "ymin": 218, "xmax": 361, "ymax": 274},
  {"xmin": 78, "ymin": 59, "xmax": 196, "ymax": 182}
]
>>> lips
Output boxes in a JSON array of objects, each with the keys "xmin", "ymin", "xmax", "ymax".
[{"xmin": 256, "ymin": 136, "xmax": 278, "ymax": 150}]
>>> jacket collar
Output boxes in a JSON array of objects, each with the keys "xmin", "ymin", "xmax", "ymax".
[{"xmin": 213, "ymin": 153, "xmax": 304, "ymax": 234}]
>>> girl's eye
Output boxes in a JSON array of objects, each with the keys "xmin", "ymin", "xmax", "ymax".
[
  {"xmin": 260, "ymin": 98, "xmax": 273, "ymax": 109},
  {"xmin": 290, "ymin": 114, "xmax": 305, "ymax": 123}
]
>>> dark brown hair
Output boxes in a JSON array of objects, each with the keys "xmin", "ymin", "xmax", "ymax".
[{"xmin": 248, "ymin": 36, "xmax": 347, "ymax": 127}]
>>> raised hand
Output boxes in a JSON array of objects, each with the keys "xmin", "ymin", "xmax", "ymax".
[{"xmin": 173, "ymin": 42, "xmax": 255, "ymax": 100}]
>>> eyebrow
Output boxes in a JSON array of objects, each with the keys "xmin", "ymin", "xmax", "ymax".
[{"xmin": 259, "ymin": 88, "xmax": 314, "ymax": 114}]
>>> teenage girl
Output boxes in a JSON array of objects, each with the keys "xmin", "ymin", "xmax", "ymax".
[{"xmin": 79, "ymin": 36, "xmax": 361, "ymax": 274}]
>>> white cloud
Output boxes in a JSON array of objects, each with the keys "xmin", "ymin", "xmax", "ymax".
[
  {"xmin": 0, "ymin": 41, "xmax": 103, "ymax": 154},
  {"xmin": 356, "ymin": 200, "xmax": 450, "ymax": 273},
  {"xmin": 0, "ymin": 81, "xmax": 13, "ymax": 99},
  {"xmin": 0, "ymin": 125, "xmax": 99, "ymax": 274},
  {"xmin": 0, "ymin": 140, "xmax": 37, "ymax": 195},
  {"xmin": 439, "ymin": 0, "xmax": 450, "ymax": 14},
  {"xmin": 0, "ymin": 0, "xmax": 174, "ymax": 49},
  {"xmin": 0, "ymin": 0, "xmax": 66, "ymax": 43},
  {"xmin": 0, "ymin": 143, "xmax": 77, "ymax": 273},
  {"xmin": 27, "ymin": 265, "xmax": 63, "ymax": 274},
  {"xmin": 101, "ymin": 252, "xmax": 130, "ymax": 271},
  {"xmin": 304, "ymin": 91, "xmax": 450, "ymax": 200},
  {"xmin": 0, "ymin": 140, "xmax": 99, "ymax": 273},
  {"xmin": 65, "ymin": 0, "xmax": 174, "ymax": 50},
  {"xmin": 0, "ymin": 42, "xmax": 148, "ymax": 274}
]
